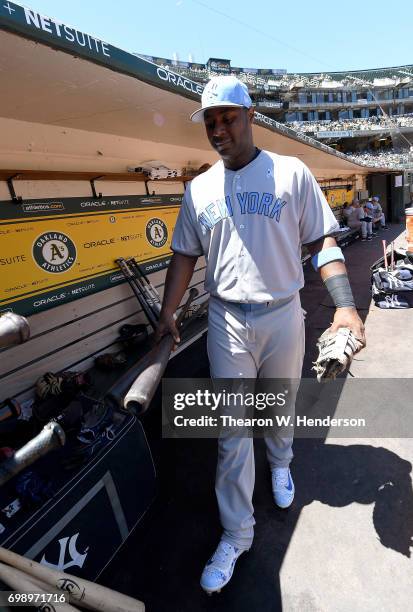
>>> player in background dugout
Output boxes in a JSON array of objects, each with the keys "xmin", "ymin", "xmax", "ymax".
[
  {"xmin": 343, "ymin": 199, "xmax": 373, "ymax": 241},
  {"xmin": 155, "ymin": 76, "xmax": 366, "ymax": 595}
]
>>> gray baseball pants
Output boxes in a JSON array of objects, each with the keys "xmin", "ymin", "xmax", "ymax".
[
  {"xmin": 207, "ymin": 293, "xmax": 305, "ymax": 550},
  {"xmin": 347, "ymin": 219, "xmax": 372, "ymax": 238}
]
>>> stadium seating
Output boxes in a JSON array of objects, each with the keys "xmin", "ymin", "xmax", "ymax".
[
  {"xmin": 285, "ymin": 114, "xmax": 413, "ymax": 134},
  {"xmin": 346, "ymin": 149, "xmax": 413, "ymax": 168},
  {"xmin": 142, "ymin": 54, "xmax": 413, "ymax": 170}
]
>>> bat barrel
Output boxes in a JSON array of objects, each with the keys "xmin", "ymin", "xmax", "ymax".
[
  {"xmin": 0, "ymin": 547, "xmax": 145, "ymax": 612},
  {"xmin": 104, "ymin": 352, "xmax": 153, "ymax": 410},
  {"xmin": 123, "ymin": 288, "xmax": 200, "ymax": 416},
  {"xmin": 0, "ymin": 313, "xmax": 30, "ymax": 349},
  {"xmin": 0, "ymin": 422, "xmax": 65, "ymax": 487},
  {"xmin": 123, "ymin": 336, "xmax": 174, "ymax": 415},
  {"xmin": 0, "ymin": 563, "xmax": 80, "ymax": 611}
]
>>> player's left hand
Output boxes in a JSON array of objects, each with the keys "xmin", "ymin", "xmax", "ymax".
[{"xmin": 330, "ymin": 307, "xmax": 366, "ymax": 349}]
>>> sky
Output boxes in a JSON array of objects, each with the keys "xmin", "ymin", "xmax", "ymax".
[{"xmin": 17, "ymin": 0, "xmax": 412, "ymax": 74}]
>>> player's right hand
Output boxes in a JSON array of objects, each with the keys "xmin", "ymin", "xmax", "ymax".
[{"xmin": 154, "ymin": 311, "xmax": 180, "ymax": 348}]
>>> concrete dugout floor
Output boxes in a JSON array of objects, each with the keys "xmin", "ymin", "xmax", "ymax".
[{"xmin": 101, "ymin": 224, "xmax": 413, "ymax": 612}]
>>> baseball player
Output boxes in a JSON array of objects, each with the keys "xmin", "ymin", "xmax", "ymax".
[
  {"xmin": 371, "ymin": 196, "xmax": 388, "ymax": 230},
  {"xmin": 361, "ymin": 199, "xmax": 375, "ymax": 240},
  {"xmin": 156, "ymin": 76, "xmax": 365, "ymax": 594},
  {"xmin": 343, "ymin": 199, "xmax": 372, "ymax": 241}
]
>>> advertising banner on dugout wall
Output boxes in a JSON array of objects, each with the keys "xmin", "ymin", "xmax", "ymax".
[
  {"xmin": 0, "ymin": 194, "xmax": 181, "ymax": 316},
  {"xmin": 323, "ymin": 188, "xmax": 354, "ymax": 209}
]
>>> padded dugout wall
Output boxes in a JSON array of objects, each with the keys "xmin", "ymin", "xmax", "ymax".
[{"xmin": 0, "ymin": 175, "xmax": 207, "ymax": 403}]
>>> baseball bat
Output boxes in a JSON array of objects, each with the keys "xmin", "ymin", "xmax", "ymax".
[
  {"xmin": 0, "ymin": 421, "xmax": 66, "ymax": 487},
  {"xmin": 0, "ymin": 312, "xmax": 30, "ymax": 349},
  {"xmin": 0, "ymin": 548, "xmax": 145, "ymax": 612},
  {"xmin": 126, "ymin": 258, "xmax": 161, "ymax": 316},
  {"xmin": 0, "ymin": 561, "xmax": 80, "ymax": 611},
  {"xmin": 30, "ymin": 574, "xmax": 94, "ymax": 610},
  {"xmin": 104, "ymin": 350, "xmax": 154, "ymax": 410},
  {"xmin": 119, "ymin": 257, "xmax": 159, "ymax": 328},
  {"xmin": 116, "ymin": 259, "xmax": 158, "ymax": 330},
  {"xmin": 105, "ymin": 297, "xmax": 208, "ymax": 410},
  {"xmin": 127, "ymin": 257, "xmax": 150, "ymax": 285},
  {"xmin": 123, "ymin": 288, "xmax": 198, "ymax": 415},
  {"xmin": 125, "ymin": 258, "xmax": 157, "ymax": 310},
  {"xmin": 124, "ymin": 258, "xmax": 160, "ymax": 310},
  {"xmin": 0, "ymin": 398, "xmax": 21, "ymax": 423},
  {"xmin": 382, "ymin": 240, "xmax": 388, "ymax": 271}
]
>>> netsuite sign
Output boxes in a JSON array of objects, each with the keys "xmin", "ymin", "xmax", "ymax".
[
  {"xmin": 24, "ymin": 7, "xmax": 111, "ymax": 56},
  {"xmin": 1, "ymin": 2, "xmax": 203, "ymax": 98},
  {"xmin": 2, "ymin": 2, "xmax": 111, "ymax": 58}
]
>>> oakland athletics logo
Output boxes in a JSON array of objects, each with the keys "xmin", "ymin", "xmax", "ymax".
[
  {"xmin": 145, "ymin": 218, "xmax": 168, "ymax": 248},
  {"xmin": 33, "ymin": 231, "xmax": 77, "ymax": 273}
]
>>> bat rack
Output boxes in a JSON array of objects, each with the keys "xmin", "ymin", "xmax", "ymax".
[
  {"xmin": 90, "ymin": 176, "xmax": 104, "ymax": 199},
  {"xmin": 6, "ymin": 175, "xmax": 22, "ymax": 203},
  {"xmin": 0, "ymin": 169, "xmax": 198, "ymax": 202}
]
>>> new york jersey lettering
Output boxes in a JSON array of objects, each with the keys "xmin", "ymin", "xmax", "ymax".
[
  {"xmin": 198, "ymin": 196, "xmax": 233, "ymax": 230},
  {"xmin": 198, "ymin": 192, "xmax": 287, "ymax": 231},
  {"xmin": 269, "ymin": 197, "xmax": 287, "ymax": 221},
  {"xmin": 236, "ymin": 192, "xmax": 287, "ymax": 222}
]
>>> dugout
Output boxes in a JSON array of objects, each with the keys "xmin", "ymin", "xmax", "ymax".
[
  {"xmin": 366, "ymin": 172, "xmax": 407, "ymax": 222},
  {"xmin": 0, "ymin": 1, "xmax": 396, "ymax": 584},
  {"xmin": 0, "ymin": 5, "xmax": 387, "ymax": 403}
]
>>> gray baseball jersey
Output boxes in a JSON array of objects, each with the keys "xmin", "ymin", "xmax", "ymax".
[
  {"xmin": 372, "ymin": 202, "xmax": 383, "ymax": 216},
  {"xmin": 356, "ymin": 207, "xmax": 367, "ymax": 221},
  {"xmin": 343, "ymin": 206, "xmax": 359, "ymax": 225},
  {"xmin": 172, "ymin": 150, "xmax": 339, "ymax": 302}
]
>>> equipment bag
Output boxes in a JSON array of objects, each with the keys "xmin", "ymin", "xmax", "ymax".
[{"xmin": 371, "ymin": 268, "xmax": 413, "ymax": 309}]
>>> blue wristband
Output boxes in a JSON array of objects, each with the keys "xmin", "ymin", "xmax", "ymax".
[{"xmin": 311, "ymin": 246, "xmax": 345, "ymax": 271}]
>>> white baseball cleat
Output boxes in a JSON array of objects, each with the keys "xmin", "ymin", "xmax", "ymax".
[
  {"xmin": 200, "ymin": 540, "xmax": 248, "ymax": 594},
  {"xmin": 271, "ymin": 467, "xmax": 295, "ymax": 509}
]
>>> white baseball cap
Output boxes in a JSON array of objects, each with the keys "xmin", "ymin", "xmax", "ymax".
[{"xmin": 190, "ymin": 76, "xmax": 252, "ymax": 123}]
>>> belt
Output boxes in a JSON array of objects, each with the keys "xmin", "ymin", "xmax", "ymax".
[{"xmin": 227, "ymin": 301, "xmax": 277, "ymax": 312}]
